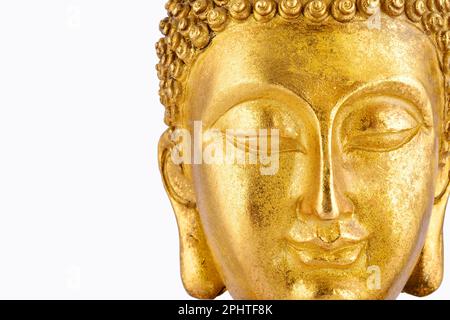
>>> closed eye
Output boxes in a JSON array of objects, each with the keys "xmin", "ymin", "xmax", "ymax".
[
  {"xmin": 344, "ymin": 127, "xmax": 421, "ymax": 152},
  {"xmin": 225, "ymin": 132, "xmax": 307, "ymax": 155},
  {"xmin": 341, "ymin": 95, "xmax": 424, "ymax": 153}
]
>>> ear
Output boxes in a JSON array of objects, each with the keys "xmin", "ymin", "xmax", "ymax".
[
  {"xmin": 403, "ymin": 148, "xmax": 449, "ymax": 297},
  {"xmin": 158, "ymin": 129, "xmax": 225, "ymax": 299}
]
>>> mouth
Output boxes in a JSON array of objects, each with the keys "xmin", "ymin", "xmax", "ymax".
[{"xmin": 287, "ymin": 239, "xmax": 367, "ymax": 268}]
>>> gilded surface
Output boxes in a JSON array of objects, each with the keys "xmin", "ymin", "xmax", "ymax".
[{"xmin": 156, "ymin": 0, "xmax": 450, "ymax": 299}]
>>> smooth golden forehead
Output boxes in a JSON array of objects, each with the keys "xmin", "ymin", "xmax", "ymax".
[
  {"xmin": 156, "ymin": 0, "xmax": 450, "ymax": 128},
  {"xmin": 186, "ymin": 18, "xmax": 443, "ymax": 126}
]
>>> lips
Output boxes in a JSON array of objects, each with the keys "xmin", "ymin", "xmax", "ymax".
[
  {"xmin": 286, "ymin": 218, "xmax": 369, "ymax": 267},
  {"xmin": 287, "ymin": 239, "xmax": 367, "ymax": 267}
]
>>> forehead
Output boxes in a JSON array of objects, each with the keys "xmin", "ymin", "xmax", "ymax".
[{"xmin": 185, "ymin": 17, "xmax": 443, "ymax": 126}]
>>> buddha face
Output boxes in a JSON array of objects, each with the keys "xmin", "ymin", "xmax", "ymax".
[{"xmin": 158, "ymin": 12, "xmax": 449, "ymax": 299}]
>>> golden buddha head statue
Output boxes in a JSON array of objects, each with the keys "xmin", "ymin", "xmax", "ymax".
[{"xmin": 156, "ymin": 0, "xmax": 450, "ymax": 299}]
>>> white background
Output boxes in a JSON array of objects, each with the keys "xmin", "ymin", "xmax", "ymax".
[{"xmin": 0, "ymin": 0, "xmax": 447, "ymax": 299}]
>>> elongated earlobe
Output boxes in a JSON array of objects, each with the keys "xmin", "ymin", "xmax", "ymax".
[
  {"xmin": 403, "ymin": 168, "xmax": 449, "ymax": 296},
  {"xmin": 158, "ymin": 129, "xmax": 225, "ymax": 299},
  {"xmin": 403, "ymin": 198, "xmax": 446, "ymax": 296}
]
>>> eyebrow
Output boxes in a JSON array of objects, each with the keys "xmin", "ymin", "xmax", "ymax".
[
  {"xmin": 197, "ymin": 77, "xmax": 434, "ymax": 134},
  {"xmin": 203, "ymin": 83, "xmax": 315, "ymax": 128}
]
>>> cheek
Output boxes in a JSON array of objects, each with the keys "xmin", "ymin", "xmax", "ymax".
[
  {"xmin": 194, "ymin": 154, "xmax": 310, "ymax": 233},
  {"xmin": 192, "ymin": 153, "xmax": 311, "ymax": 269},
  {"xmin": 340, "ymin": 130, "xmax": 437, "ymax": 266}
]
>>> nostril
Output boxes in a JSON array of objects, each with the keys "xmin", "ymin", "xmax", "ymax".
[
  {"xmin": 297, "ymin": 197, "xmax": 320, "ymax": 217},
  {"xmin": 339, "ymin": 193, "xmax": 355, "ymax": 217},
  {"xmin": 297, "ymin": 198, "xmax": 339, "ymax": 220},
  {"xmin": 297, "ymin": 196, "xmax": 353, "ymax": 221}
]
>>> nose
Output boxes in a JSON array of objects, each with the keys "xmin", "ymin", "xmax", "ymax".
[{"xmin": 298, "ymin": 135, "xmax": 353, "ymax": 220}]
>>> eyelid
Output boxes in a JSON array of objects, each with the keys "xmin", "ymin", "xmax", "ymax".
[
  {"xmin": 210, "ymin": 98, "xmax": 308, "ymax": 154},
  {"xmin": 206, "ymin": 83, "xmax": 315, "ymax": 130},
  {"xmin": 223, "ymin": 131, "xmax": 307, "ymax": 154},
  {"xmin": 332, "ymin": 78, "xmax": 433, "ymax": 132},
  {"xmin": 359, "ymin": 95, "xmax": 424, "ymax": 126},
  {"xmin": 344, "ymin": 126, "xmax": 421, "ymax": 152},
  {"xmin": 210, "ymin": 98, "xmax": 302, "ymax": 131},
  {"xmin": 341, "ymin": 96, "xmax": 425, "ymax": 152}
]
